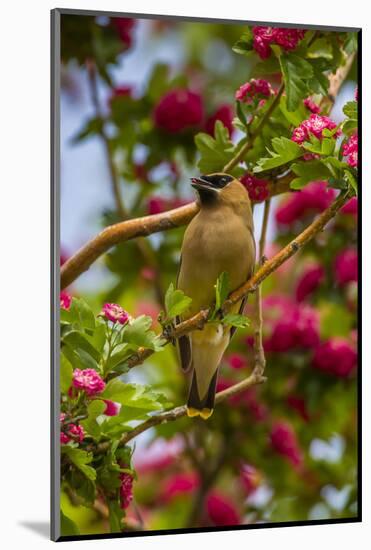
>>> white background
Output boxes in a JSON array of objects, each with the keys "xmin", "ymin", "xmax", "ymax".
[{"xmin": 0, "ymin": 0, "xmax": 368, "ymax": 548}]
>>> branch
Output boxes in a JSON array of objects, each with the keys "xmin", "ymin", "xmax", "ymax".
[
  {"xmin": 253, "ymin": 198, "xmax": 271, "ymax": 376},
  {"xmin": 61, "ymin": 174, "xmax": 294, "ymax": 289}
]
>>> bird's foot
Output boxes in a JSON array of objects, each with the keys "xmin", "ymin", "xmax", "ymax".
[{"xmin": 186, "ymin": 407, "xmax": 214, "ymax": 420}]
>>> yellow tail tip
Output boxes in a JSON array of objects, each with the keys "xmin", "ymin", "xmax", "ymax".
[{"xmin": 186, "ymin": 407, "xmax": 214, "ymax": 420}]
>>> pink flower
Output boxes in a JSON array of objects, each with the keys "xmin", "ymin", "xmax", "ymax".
[
  {"xmin": 60, "ymin": 291, "xmax": 72, "ymax": 310},
  {"xmin": 275, "ymin": 181, "xmax": 335, "ymax": 226},
  {"xmin": 341, "ymin": 197, "xmax": 358, "ymax": 216},
  {"xmin": 295, "ymin": 264, "xmax": 325, "ymax": 302},
  {"xmin": 227, "ymin": 353, "xmax": 246, "ymax": 370},
  {"xmin": 205, "ymin": 104, "xmax": 234, "ymax": 137},
  {"xmin": 206, "ymin": 492, "xmax": 241, "ymax": 526},
  {"xmin": 235, "ymin": 79, "xmax": 272, "ymax": 104},
  {"xmin": 134, "ymin": 437, "xmax": 184, "ymax": 474},
  {"xmin": 334, "ymin": 248, "xmax": 358, "ymax": 286},
  {"xmin": 147, "ymin": 197, "xmax": 167, "ymax": 215},
  {"xmin": 67, "ymin": 424, "xmax": 85, "ymax": 443},
  {"xmin": 112, "ymin": 17, "xmax": 136, "ymax": 48},
  {"xmin": 60, "ymin": 432, "xmax": 70, "ymax": 445},
  {"xmin": 103, "ymin": 400, "xmax": 121, "ymax": 416},
  {"xmin": 102, "ymin": 303, "xmax": 130, "ymax": 325},
  {"xmin": 240, "ymin": 173, "xmax": 270, "ymax": 202},
  {"xmin": 312, "ymin": 338, "xmax": 357, "ymax": 378},
  {"xmin": 240, "ymin": 464, "xmax": 261, "ymax": 495},
  {"xmin": 119, "ymin": 472, "xmax": 133, "ymax": 509},
  {"xmin": 153, "ymin": 89, "xmax": 204, "ymax": 133},
  {"xmin": 303, "ymin": 97, "xmax": 320, "ymax": 114},
  {"xmin": 292, "ymin": 114, "xmax": 340, "ymax": 144},
  {"xmin": 343, "ymin": 133, "xmax": 358, "ymax": 167},
  {"xmin": 270, "ymin": 421, "xmax": 303, "ymax": 467},
  {"xmin": 72, "ymin": 368, "xmax": 105, "ymax": 396},
  {"xmin": 264, "ymin": 295, "xmax": 320, "ymax": 352},
  {"xmin": 252, "ymin": 26, "xmax": 306, "ymax": 59},
  {"xmin": 161, "ymin": 472, "xmax": 199, "ymax": 503}
]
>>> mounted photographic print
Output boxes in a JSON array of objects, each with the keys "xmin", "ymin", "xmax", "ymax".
[{"xmin": 51, "ymin": 8, "xmax": 361, "ymax": 541}]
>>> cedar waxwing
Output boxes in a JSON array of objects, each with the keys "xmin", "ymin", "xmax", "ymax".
[{"xmin": 177, "ymin": 173, "xmax": 256, "ymax": 420}]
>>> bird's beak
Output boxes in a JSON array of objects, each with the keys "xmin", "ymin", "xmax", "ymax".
[{"xmin": 190, "ymin": 177, "xmax": 220, "ymax": 193}]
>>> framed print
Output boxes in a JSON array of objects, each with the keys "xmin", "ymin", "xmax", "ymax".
[{"xmin": 51, "ymin": 8, "xmax": 361, "ymax": 541}]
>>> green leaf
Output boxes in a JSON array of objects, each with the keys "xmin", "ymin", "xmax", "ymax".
[
  {"xmin": 60, "ymin": 353, "xmax": 73, "ymax": 394},
  {"xmin": 80, "ymin": 400, "xmax": 106, "ymax": 440},
  {"xmin": 215, "ymin": 272, "xmax": 230, "ymax": 311},
  {"xmin": 222, "ymin": 313, "xmax": 250, "ymax": 328},
  {"xmin": 290, "ymin": 160, "xmax": 332, "ymax": 189},
  {"xmin": 165, "ymin": 283, "xmax": 192, "ymax": 318},
  {"xmin": 280, "ymin": 54, "xmax": 313, "ymax": 111},
  {"xmin": 319, "ymin": 302, "xmax": 353, "ymax": 339},
  {"xmin": 62, "ymin": 446, "xmax": 96, "ymax": 480},
  {"xmin": 306, "ymin": 59, "xmax": 330, "ymax": 96},
  {"xmin": 72, "ymin": 117, "xmax": 103, "ymax": 143},
  {"xmin": 60, "ymin": 510, "xmax": 80, "ymax": 536},
  {"xmin": 123, "ymin": 315, "xmax": 164, "ymax": 351},
  {"xmin": 254, "ymin": 137, "xmax": 303, "ymax": 172},
  {"xmin": 62, "ymin": 330, "xmax": 101, "ymax": 363},
  {"xmin": 102, "ymin": 379, "xmax": 167, "ymax": 411},
  {"xmin": 147, "ymin": 63, "xmax": 170, "ymax": 102},
  {"xmin": 344, "ymin": 170, "xmax": 358, "ymax": 195},
  {"xmin": 343, "ymin": 101, "xmax": 357, "ymax": 120},
  {"xmin": 279, "ymin": 95, "xmax": 306, "ymax": 126},
  {"xmin": 195, "ymin": 122, "xmax": 234, "ymax": 174},
  {"xmin": 62, "ymin": 298, "xmax": 96, "ymax": 331},
  {"xmin": 232, "ymin": 30, "xmax": 253, "ymax": 56},
  {"xmin": 307, "ymin": 37, "xmax": 333, "ymax": 60}
]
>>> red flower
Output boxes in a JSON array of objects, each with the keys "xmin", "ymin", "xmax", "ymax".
[
  {"xmin": 60, "ymin": 291, "xmax": 72, "ymax": 310},
  {"xmin": 342, "ymin": 133, "xmax": 358, "ymax": 168},
  {"xmin": 303, "ymin": 97, "xmax": 320, "ymax": 114},
  {"xmin": 205, "ymin": 104, "xmax": 234, "ymax": 137},
  {"xmin": 275, "ymin": 181, "xmax": 335, "ymax": 226},
  {"xmin": 341, "ymin": 197, "xmax": 358, "ymax": 216},
  {"xmin": 60, "ymin": 432, "xmax": 70, "ymax": 445},
  {"xmin": 67, "ymin": 423, "xmax": 85, "ymax": 443},
  {"xmin": 235, "ymin": 79, "xmax": 273, "ymax": 103},
  {"xmin": 103, "ymin": 400, "xmax": 121, "ymax": 416},
  {"xmin": 270, "ymin": 421, "xmax": 303, "ymax": 467},
  {"xmin": 72, "ymin": 368, "xmax": 105, "ymax": 396},
  {"xmin": 240, "ymin": 173, "xmax": 269, "ymax": 202},
  {"xmin": 119, "ymin": 472, "xmax": 133, "ymax": 509},
  {"xmin": 112, "ymin": 17, "xmax": 136, "ymax": 48},
  {"xmin": 227, "ymin": 353, "xmax": 246, "ymax": 370},
  {"xmin": 252, "ymin": 27, "xmax": 306, "ymax": 59},
  {"xmin": 102, "ymin": 303, "xmax": 130, "ymax": 325},
  {"xmin": 312, "ymin": 338, "xmax": 357, "ymax": 378},
  {"xmin": 334, "ymin": 248, "xmax": 358, "ymax": 285},
  {"xmin": 161, "ymin": 472, "xmax": 199, "ymax": 503},
  {"xmin": 206, "ymin": 492, "xmax": 241, "ymax": 526},
  {"xmin": 292, "ymin": 114, "xmax": 340, "ymax": 144},
  {"xmin": 153, "ymin": 89, "xmax": 204, "ymax": 133},
  {"xmin": 286, "ymin": 395, "xmax": 310, "ymax": 422},
  {"xmin": 295, "ymin": 264, "xmax": 325, "ymax": 302}
]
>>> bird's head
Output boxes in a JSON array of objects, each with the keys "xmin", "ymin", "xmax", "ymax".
[{"xmin": 190, "ymin": 173, "xmax": 249, "ymax": 208}]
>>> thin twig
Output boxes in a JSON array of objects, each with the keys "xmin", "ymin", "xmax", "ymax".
[{"xmin": 253, "ymin": 199, "xmax": 271, "ymax": 376}]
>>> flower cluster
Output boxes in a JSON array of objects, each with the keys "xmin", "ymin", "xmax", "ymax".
[
  {"xmin": 252, "ymin": 26, "xmax": 306, "ymax": 59},
  {"xmin": 60, "ymin": 291, "xmax": 72, "ymax": 310},
  {"xmin": 240, "ymin": 172, "xmax": 270, "ymax": 202},
  {"xmin": 275, "ymin": 181, "xmax": 335, "ymax": 226},
  {"xmin": 292, "ymin": 114, "xmax": 340, "ymax": 144},
  {"xmin": 270, "ymin": 421, "xmax": 303, "ymax": 467},
  {"xmin": 153, "ymin": 89, "xmax": 204, "ymax": 133},
  {"xmin": 112, "ymin": 17, "xmax": 136, "ymax": 49},
  {"xmin": 227, "ymin": 353, "xmax": 246, "ymax": 370},
  {"xmin": 313, "ymin": 338, "xmax": 357, "ymax": 378},
  {"xmin": 303, "ymin": 97, "xmax": 321, "ymax": 114},
  {"xmin": 235, "ymin": 79, "xmax": 273, "ymax": 103},
  {"xmin": 295, "ymin": 263, "xmax": 325, "ymax": 302},
  {"xmin": 60, "ymin": 414, "xmax": 85, "ymax": 445},
  {"xmin": 334, "ymin": 248, "xmax": 358, "ymax": 286},
  {"xmin": 119, "ymin": 472, "xmax": 134, "ymax": 509},
  {"xmin": 342, "ymin": 133, "xmax": 358, "ymax": 168},
  {"xmin": 102, "ymin": 303, "xmax": 130, "ymax": 325},
  {"xmin": 205, "ymin": 104, "xmax": 234, "ymax": 137},
  {"xmin": 72, "ymin": 368, "xmax": 106, "ymax": 396},
  {"xmin": 264, "ymin": 295, "xmax": 320, "ymax": 352}
]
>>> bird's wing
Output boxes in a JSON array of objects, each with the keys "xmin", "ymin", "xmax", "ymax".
[{"xmin": 176, "ymin": 255, "xmax": 192, "ymax": 371}]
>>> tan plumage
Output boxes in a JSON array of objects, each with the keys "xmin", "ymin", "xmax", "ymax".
[{"xmin": 177, "ymin": 173, "xmax": 256, "ymax": 419}]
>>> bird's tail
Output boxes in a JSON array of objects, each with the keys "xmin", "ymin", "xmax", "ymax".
[{"xmin": 186, "ymin": 368, "xmax": 219, "ymax": 420}]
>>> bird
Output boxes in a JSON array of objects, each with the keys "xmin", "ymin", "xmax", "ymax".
[{"xmin": 176, "ymin": 173, "xmax": 256, "ymax": 420}]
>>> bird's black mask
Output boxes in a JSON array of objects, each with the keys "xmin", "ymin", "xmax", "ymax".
[{"xmin": 191, "ymin": 174, "xmax": 233, "ymax": 204}]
